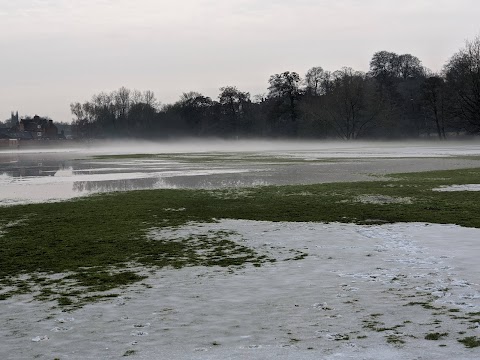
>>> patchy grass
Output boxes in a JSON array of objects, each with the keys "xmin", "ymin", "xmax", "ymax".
[
  {"xmin": 65, "ymin": 271, "xmax": 146, "ymax": 292},
  {"xmin": 386, "ymin": 335, "xmax": 405, "ymax": 345},
  {"xmin": 403, "ymin": 300, "xmax": 443, "ymax": 310},
  {"xmin": 1, "ymin": 167, "xmax": 480, "ymax": 305},
  {"xmin": 425, "ymin": 332, "xmax": 448, "ymax": 340},
  {"xmin": 57, "ymin": 296, "xmax": 74, "ymax": 306},
  {"xmin": 458, "ymin": 336, "xmax": 480, "ymax": 348},
  {"xmin": 331, "ymin": 334, "xmax": 350, "ymax": 341},
  {"xmin": 123, "ymin": 349, "xmax": 136, "ymax": 356}
]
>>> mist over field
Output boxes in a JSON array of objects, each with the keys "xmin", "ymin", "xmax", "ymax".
[
  {"xmin": 2, "ymin": 140, "xmax": 480, "ymax": 359},
  {"xmin": 2, "ymin": 2, "xmax": 480, "ymax": 358},
  {"xmin": 3, "ymin": 138, "xmax": 480, "ymax": 156}
]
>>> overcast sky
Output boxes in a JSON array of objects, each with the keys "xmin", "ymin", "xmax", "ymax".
[{"xmin": 1, "ymin": 0, "xmax": 479, "ymax": 123}]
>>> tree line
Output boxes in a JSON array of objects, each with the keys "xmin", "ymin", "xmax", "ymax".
[{"xmin": 70, "ymin": 36, "xmax": 480, "ymax": 140}]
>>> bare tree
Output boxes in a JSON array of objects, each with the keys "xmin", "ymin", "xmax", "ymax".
[
  {"xmin": 321, "ymin": 68, "xmax": 377, "ymax": 139},
  {"xmin": 70, "ymin": 102, "xmax": 85, "ymax": 123},
  {"xmin": 304, "ymin": 67, "xmax": 324, "ymax": 96},
  {"xmin": 218, "ymin": 86, "xmax": 250, "ymax": 136},
  {"xmin": 421, "ymin": 75, "xmax": 447, "ymax": 138},
  {"xmin": 114, "ymin": 87, "xmax": 131, "ymax": 119},
  {"xmin": 304, "ymin": 67, "xmax": 333, "ymax": 96},
  {"xmin": 176, "ymin": 91, "xmax": 215, "ymax": 135},
  {"xmin": 444, "ymin": 35, "xmax": 480, "ymax": 133},
  {"xmin": 131, "ymin": 90, "xmax": 143, "ymax": 105},
  {"xmin": 397, "ymin": 54, "xmax": 425, "ymax": 80},
  {"xmin": 268, "ymin": 71, "xmax": 302, "ymax": 134},
  {"xmin": 143, "ymin": 90, "xmax": 158, "ymax": 108}
]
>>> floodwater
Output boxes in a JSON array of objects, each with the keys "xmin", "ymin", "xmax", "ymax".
[{"xmin": 1, "ymin": 140, "xmax": 480, "ymax": 205}]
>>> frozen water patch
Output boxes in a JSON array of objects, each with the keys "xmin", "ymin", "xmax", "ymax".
[
  {"xmin": 0, "ymin": 173, "xmax": 12, "ymax": 181},
  {"xmin": 433, "ymin": 184, "xmax": 480, "ymax": 192},
  {"xmin": 353, "ymin": 194, "xmax": 413, "ymax": 205},
  {"xmin": 0, "ymin": 182, "xmax": 91, "ymax": 206},
  {"xmin": 53, "ymin": 167, "xmax": 74, "ymax": 177},
  {"xmin": 0, "ymin": 168, "xmax": 251, "ymax": 185},
  {"xmin": 0, "ymin": 218, "xmax": 29, "ymax": 236},
  {"xmin": 2, "ymin": 220, "xmax": 480, "ymax": 359},
  {"xmin": 31, "ymin": 335, "xmax": 49, "ymax": 342},
  {"xmin": 0, "ymin": 168, "xmax": 256, "ymax": 206}
]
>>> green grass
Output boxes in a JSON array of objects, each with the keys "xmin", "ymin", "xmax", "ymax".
[{"xmin": 1, "ymin": 167, "xmax": 480, "ymax": 305}]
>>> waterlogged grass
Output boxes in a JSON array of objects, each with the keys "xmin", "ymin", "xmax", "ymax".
[{"xmin": 0, "ymin": 167, "xmax": 480, "ymax": 305}]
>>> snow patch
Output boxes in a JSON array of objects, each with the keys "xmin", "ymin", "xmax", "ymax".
[
  {"xmin": 3, "ymin": 220, "xmax": 480, "ymax": 359},
  {"xmin": 433, "ymin": 184, "xmax": 480, "ymax": 192},
  {"xmin": 354, "ymin": 194, "xmax": 413, "ymax": 204}
]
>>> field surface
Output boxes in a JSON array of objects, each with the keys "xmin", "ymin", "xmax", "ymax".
[{"xmin": 1, "ymin": 141, "xmax": 480, "ymax": 359}]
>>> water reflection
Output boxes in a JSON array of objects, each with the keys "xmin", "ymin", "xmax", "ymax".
[
  {"xmin": 1, "ymin": 162, "xmax": 69, "ymax": 178},
  {"xmin": 0, "ymin": 152, "xmax": 264, "ymax": 205}
]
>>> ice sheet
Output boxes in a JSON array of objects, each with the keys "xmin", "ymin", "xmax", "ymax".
[{"xmin": 434, "ymin": 184, "xmax": 480, "ymax": 192}]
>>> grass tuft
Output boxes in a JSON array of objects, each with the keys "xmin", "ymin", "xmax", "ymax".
[
  {"xmin": 425, "ymin": 332, "xmax": 448, "ymax": 340},
  {"xmin": 458, "ymin": 336, "xmax": 480, "ymax": 348}
]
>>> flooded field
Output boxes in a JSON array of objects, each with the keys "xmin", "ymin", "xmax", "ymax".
[
  {"xmin": 1, "ymin": 140, "xmax": 480, "ymax": 205},
  {"xmin": 2, "ymin": 141, "xmax": 480, "ymax": 359}
]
